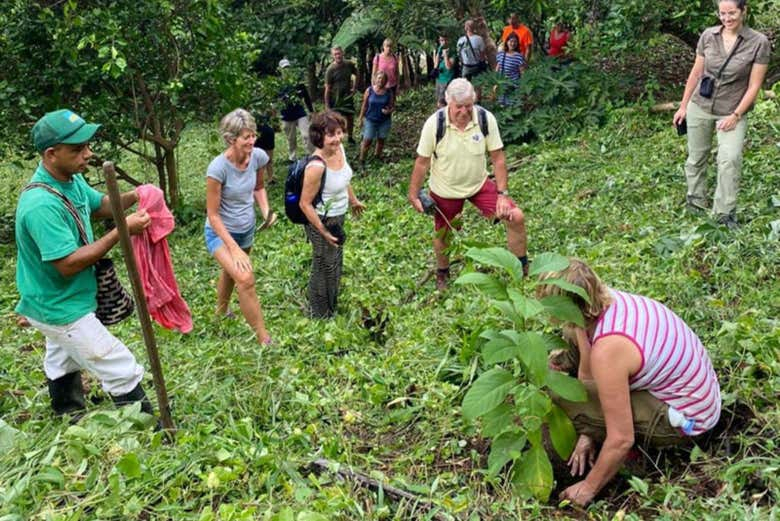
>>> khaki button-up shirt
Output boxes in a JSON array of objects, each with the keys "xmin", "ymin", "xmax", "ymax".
[{"xmin": 691, "ymin": 25, "xmax": 770, "ymax": 116}]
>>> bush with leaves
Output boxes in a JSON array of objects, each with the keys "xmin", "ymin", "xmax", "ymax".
[
  {"xmin": 456, "ymin": 248, "xmax": 589, "ymax": 501},
  {"xmin": 476, "ymin": 58, "xmax": 622, "ymax": 142}
]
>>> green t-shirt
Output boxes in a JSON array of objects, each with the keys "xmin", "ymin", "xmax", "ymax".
[{"xmin": 15, "ymin": 164, "xmax": 105, "ymax": 325}]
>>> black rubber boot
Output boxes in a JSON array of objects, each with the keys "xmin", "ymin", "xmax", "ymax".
[
  {"xmin": 111, "ymin": 383, "xmax": 154, "ymax": 415},
  {"xmin": 47, "ymin": 371, "xmax": 87, "ymax": 417}
]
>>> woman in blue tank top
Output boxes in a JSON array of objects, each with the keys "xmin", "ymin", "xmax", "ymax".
[{"xmin": 357, "ymin": 71, "xmax": 395, "ymax": 169}]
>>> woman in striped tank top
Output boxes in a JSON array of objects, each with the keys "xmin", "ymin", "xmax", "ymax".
[{"xmin": 537, "ymin": 259, "xmax": 721, "ymax": 506}]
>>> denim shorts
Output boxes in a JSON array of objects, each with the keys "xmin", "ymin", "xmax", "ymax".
[
  {"xmin": 362, "ymin": 118, "xmax": 392, "ymax": 140},
  {"xmin": 204, "ymin": 224, "xmax": 255, "ymax": 255}
]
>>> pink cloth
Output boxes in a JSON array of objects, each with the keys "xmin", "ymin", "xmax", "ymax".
[
  {"xmin": 131, "ymin": 184, "xmax": 192, "ymax": 333},
  {"xmin": 373, "ymin": 53, "xmax": 399, "ymax": 88}
]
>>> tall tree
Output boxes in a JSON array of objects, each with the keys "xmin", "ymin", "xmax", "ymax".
[{"xmin": 0, "ymin": 0, "xmax": 254, "ymax": 207}]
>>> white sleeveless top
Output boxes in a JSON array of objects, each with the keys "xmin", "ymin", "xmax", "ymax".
[
  {"xmin": 592, "ymin": 290, "xmax": 721, "ymax": 435},
  {"xmin": 315, "ymin": 145, "xmax": 352, "ymax": 217}
]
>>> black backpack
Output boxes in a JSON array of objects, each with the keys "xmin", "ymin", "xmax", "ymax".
[
  {"xmin": 433, "ymin": 105, "xmax": 489, "ymax": 159},
  {"xmin": 284, "ymin": 155, "xmax": 326, "ymax": 224}
]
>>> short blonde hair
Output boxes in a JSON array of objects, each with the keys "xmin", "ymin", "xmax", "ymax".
[
  {"xmin": 219, "ymin": 108, "xmax": 256, "ymax": 145},
  {"xmin": 373, "ymin": 70, "xmax": 388, "ymax": 87},
  {"xmin": 536, "ymin": 258, "xmax": 613, "ymax": 324}
]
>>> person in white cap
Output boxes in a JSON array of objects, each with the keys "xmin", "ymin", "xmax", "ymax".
[{"xmin": 278, "ymin": 58, "xmax": 315, "ymax": 162}]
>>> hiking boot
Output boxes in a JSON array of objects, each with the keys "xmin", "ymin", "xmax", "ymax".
[
  {"xmin": 716, "ymin": 213, "xmax": 738, "ymax": 230},
  {"xmin": 48, "ymin": 371, "xmax": 87, "ymax": 417},
  {"xmin": 686, "ymin": 196, "xmax": 709, "ymax": 213},
  {"xmin": 111, "ymin": 383, "xmax": 154, "ymax": 415},
  {"xmin": 436, "ymin": 267, "xmax": 450, "ymax": 291}
]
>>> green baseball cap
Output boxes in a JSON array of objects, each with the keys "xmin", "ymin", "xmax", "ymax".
[{"xmin": 32, "ymin": 109, "xmax": 101, "ymax": 152}]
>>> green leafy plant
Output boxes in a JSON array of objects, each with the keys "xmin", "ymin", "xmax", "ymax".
[{"xmin": 456, "ymin": 248, "xmax": 588, "ymax": 501}]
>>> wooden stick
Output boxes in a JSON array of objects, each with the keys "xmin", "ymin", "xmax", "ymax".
[
  {"xmin": 102, "ymin": 162, "xmax": 176, "ymax": 436},
  {"xmin": 309, "ymin": 458, "xmax": 451, "ymax": 520}
]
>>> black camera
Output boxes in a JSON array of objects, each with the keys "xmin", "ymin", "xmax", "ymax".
[
  {"xmin": 699, "ymin": 76, "xmax": 715, "ymax": 98},
  {"xmin": 418, "ymin": 189, "xmax": 437, "ymax": 215}
]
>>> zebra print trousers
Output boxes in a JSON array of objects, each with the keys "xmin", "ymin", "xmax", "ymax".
[{"xmin": 304, "ymin": 215, "xmax": 345, "ymax": 318}]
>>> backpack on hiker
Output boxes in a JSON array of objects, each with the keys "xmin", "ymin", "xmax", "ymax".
[
  {"xmin": 432, "ymin": 105, "xmax": 489, "ymax": 159},
  {"xmin": 284, "ymin": 155, "xmax": 326, "ymax": 224}
]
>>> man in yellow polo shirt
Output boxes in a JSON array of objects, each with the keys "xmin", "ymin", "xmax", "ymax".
[{"xmin": 408, "ymin": 78, "xmax": 528, "ymax": 290}]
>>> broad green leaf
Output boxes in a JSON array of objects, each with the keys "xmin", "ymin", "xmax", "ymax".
[
  {"xmin": 455, "ymin": 272, "xmax": 507, "ymax": 299},
  {"xmin": 487, "ymin": 431, "xmax": 527, "ymax": 477},
  {"xmin": 540, "ymin": 295, "xmax": 585, "ymax": 327},
  {"xmin": 507, "ymin": 288, "xmax": 544, "ymax": 319},
  {"xmin": 541, "ymin": 333, "xmax": 570, "ymax": 352},
  {"xmin": 482, "ymin": 336, "xmax": 521, "ymax": 365},
  {"xmin": 482, "ymin": 403, "xmax": 514, "ymax": 437},
  {"xmin": 461, "ymin": 368, "xmax": 515, "ymax": 420},
  {"xmin": 545, "ymin": 371, "xmax": 588, "ymax": 402},
  {"xmin": 526, "ymin": 390, "xmax": 552, "ymax": 420},
  {"xmin": 298, "ymin": 513, "xmax": 329, "ymax": 521},
  {"xmin": 491, "ymin": 299, "xmax": 522, "ymax": 324},
  {"xmin": 536, "ymin": 277, "xmax": 591, "ymax": 303},
  {"xmin": 466, "ymin": 247, "xmax": 523, "ymax": 281},
  {"xmin": 331, "ymin": 7, "xmax": 382, "ymax": 49},
  {"xmin": 546, "ymin": 404, "xmax": 577, "ymax": 459},
  {"xmin": 479, "ymin": 328, "xmax": 501, "ymax": 341},
  {"xmin": 515, "ymin": 332, "xmax": 548, "ymax": 385},
  {"xmin": 527, "ymin": 252, "xmax": 569, "ymax": 277},
  {"xmin": 116, "ymin": 452, "xmax": 142, "ymax": 479},
  {"xmin": 512, "ymin": 444, "xmax": 554, "ymax": 502}
]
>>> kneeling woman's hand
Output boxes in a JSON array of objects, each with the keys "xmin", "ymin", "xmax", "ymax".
[
  {"xmin": 560, "ymin": 479, "xmax": 598, "ymax": 507},
  {"xmin": 568, "ymin": 434, "xmax": 596, "ymax": 477}
]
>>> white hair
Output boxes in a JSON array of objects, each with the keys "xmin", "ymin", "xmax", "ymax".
[
  {"xmin": 445, "ymin": 78, "xmax": 476, "ymax": 105},
  {"xmin": 219, "ymin": 108, "xmax": 256, "ymax": 145}
]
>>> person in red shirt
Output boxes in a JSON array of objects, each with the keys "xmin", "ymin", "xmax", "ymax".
[
  {"xmin": 500, "ymin": 13, "xmax": 533, "ymax": 61},
  {"xmin": 548, "ymin": 22, "xmax": 570, "ymax": 58}
]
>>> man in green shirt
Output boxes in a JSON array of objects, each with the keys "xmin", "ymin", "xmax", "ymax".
[
  {"xmin": 15, "ymin": 108, "xmax": 155, "ymax": 419},
  {"xmin": 324, "ymin": 46, "xmax": 358, "ymax": 143}
]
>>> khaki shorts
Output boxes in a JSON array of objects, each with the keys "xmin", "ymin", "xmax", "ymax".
[{"xmin": 553, "ymin": 379, "xmax": 688, "ymax": 448}]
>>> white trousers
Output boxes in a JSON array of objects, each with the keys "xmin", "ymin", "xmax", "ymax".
[
  {"xmin": 283, "ymin": 116, "xmax": 314, "ymax": 161},
  {"xmin": 27, "ymin": 312, "xmax": 144, "ymax": 395}
]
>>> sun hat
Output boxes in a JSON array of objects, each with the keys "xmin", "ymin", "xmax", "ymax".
[
  {"xmin": 32, "ymin": 109, "xmax": 101, "ymax": 152},
  {"xmin": 278, "ymin": 58, "xmax": 291, "ymax": 69}
]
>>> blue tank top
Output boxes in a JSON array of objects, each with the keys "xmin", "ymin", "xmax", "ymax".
[{"xmin": 365, "ymin": 87, "xmax": 392, "ymax": 123}]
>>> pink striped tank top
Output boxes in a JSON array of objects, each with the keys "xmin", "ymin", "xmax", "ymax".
[{"xmin": 592, "ymin": 290, "xmax": 721, "ymax": 435}]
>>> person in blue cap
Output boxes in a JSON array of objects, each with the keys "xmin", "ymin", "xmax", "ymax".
[{"xmin": 15, "ymin": 108, "xmax": 156, "ymax": 420}]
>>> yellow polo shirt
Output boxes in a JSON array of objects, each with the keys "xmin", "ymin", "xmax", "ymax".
[{"xmin": 416, "ymin": 107, "xmax": 503, "ymax": 199}]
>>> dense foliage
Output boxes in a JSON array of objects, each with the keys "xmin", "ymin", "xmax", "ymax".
[{"xmin": 1, "ymin": 84, "xmax": 778, "ymax": 518}]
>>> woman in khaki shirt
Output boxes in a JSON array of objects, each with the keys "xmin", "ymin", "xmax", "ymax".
[{"xmin": 673, "ymin": 0, "xmax": 770, "ymax": 229}]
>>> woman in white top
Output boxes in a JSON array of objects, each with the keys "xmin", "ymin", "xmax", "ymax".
[{"xmin": 300, "ymin": 111, "xmax": 365, "ymax": 318}]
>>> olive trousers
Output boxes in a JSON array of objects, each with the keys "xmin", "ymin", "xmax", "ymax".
[{"xmin": 684, "ymin": 101, "xmax": 748, "ymax": 217}]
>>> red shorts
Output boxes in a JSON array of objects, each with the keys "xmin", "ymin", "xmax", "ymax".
[{"xmin": 430, "ymin": 178, "xmax": 516, "ymax": 231}]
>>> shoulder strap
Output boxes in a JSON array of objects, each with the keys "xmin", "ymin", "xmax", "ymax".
[
  {"xmin": 23, "ymin": 182, "xmax": 90, "ymax": 245},
  {"xmin": 716, "ymin": 35, "xmax": 743, "ymax": 79},
  {"xmin": 476, "ymin": 106, "xmax": 489, "ymax": 138},
  {"xmin": 464, "ymin": 34, "xmax": 478, "ymax": 61},
  {"xmin": 434, "ymin": 108, "xmax": 446, "ymax": 159}
]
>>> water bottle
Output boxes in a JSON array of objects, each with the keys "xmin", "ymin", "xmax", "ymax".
[{"xmin": 667, "ymin": 407, "xmax": 695, "ymax": 435}]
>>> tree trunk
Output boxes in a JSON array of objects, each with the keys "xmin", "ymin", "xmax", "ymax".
[
  {"xmin": 412, "ymin": 51, "xmax": 422, "ymax": 86},
  {"xmin": 306, "ymin": 62, "xmax": 318, "ymax": 103},
  {"xmin": 153, "ymin": 142, "xmax": 167, "ymax": 202},
  {"xmin": 356, "ymin": 40, "xmax": 368, "ymax": 92},
  {"xmin": 165, "ymin": 147, "xmax": 179, "ymax": 209},
  {"xmin": 425, "ymin": 51, "xmax": 434, "ymax": 81}
]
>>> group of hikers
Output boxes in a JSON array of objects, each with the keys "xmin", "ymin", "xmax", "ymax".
[{"xmin": 13, "ymin": 0, "xmax": 770, "ymax": 508}]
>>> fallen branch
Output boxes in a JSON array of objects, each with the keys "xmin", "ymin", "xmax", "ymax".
[{"xmin": 308, "ymin": 458, "xmax": 452, "ymax": 520}]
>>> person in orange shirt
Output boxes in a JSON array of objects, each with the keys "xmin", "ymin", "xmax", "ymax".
[{"xmin": 500, "ymin": 13, "xmax": 533, "ymax": 61}]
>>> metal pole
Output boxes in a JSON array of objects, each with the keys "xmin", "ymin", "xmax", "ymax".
[{"xmin": 102, "ymin": 162, "xmax": 176, "ymax": 435}]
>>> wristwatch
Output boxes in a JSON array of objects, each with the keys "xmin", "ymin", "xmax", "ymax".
[{"xmin": 497, "ymin": 189, "xmax": 509, "ymax": 196}]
